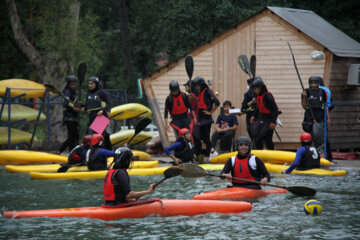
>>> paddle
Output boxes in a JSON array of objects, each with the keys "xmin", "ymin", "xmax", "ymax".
[
  {"xmin": 153, "ymin": 166, "xmax": 184, "ymax": 189},
  {"xmin": 125, "ymin": 118, "xmax": 152, "ymax": 145},
  {"xmin": 77, "ymin": 62, "xmax": 87, "ymax": 102},
  {"xmin": 287, "ymin": 42, "xmax": 324, "ymax": 145},
  {"xmin": 180, "ymin": 163, "xmax": 316, "ymax": 197},
  {"xmin": 57, "ymin": 162, "xmax": 84, "ymax": 173},
  {"xmin": 185, "ymin": 55, "xmax": 194, "ymax": 92},
  {"xmin": 238, "ymin": 55, "xmax": 252, "ymax": 78},
  {"xmin": 250, "ymin": 55, "xmax": 256, "ymax": 79}
]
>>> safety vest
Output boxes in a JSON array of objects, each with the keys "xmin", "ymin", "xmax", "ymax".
[
  {"xmin": 103, "ymin": 169, "xmax": 129, "ymax": 202},
  {"xmin": 296, "ymin": 146, "xmax": 320, "ymax": 170},
  {"xmin": 86, "ymin": 89, "xmax": 106, "ymax": 112},
  {"xmin": 170, "ymin": 93, "xmax": 188, "ymax": 115},
  {"xmin": 306, "ymin": 88, "xmax": 324, "ymax": 109},
  {"xmin": 231, "ymin": 155, "xmax": 256, "ymax": 184},
  {"xmin": 174, "ymin": 138, "xmax": 194, "ymax": 163},
  {"xmin": 198, "ymin": 88, "xmax": 208, "ymax": 110},
  {"xmin": 256, "ymin": 91, "xmax": 274, "ymax": 114}
]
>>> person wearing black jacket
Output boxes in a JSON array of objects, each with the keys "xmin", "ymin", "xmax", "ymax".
[
  {"xmin": 250, "ymin": 77, "xmax": 278, "ymax": 150},
  {"xmin": 82, "ymin": 76, "xmax": 112, "ymax": 150},
  {"xmin": 240, "ymin": 79, "xmax": 257, "ymax": 140},
  {"xmin": 221, "ymin": 136, "xmax": 270, "ymax": 189},
  {"xmin": 193, "ymin": 76, "xmax": 220, "ymax": 163},
  {"xmin": 58, "ymin": 75, "xmax": 81, "ymax": 154}
]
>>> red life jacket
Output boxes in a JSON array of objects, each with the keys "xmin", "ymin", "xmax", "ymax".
[
  {"xmin": 198, "ymin": 88, "xmax": 207, "ymax": 110},
  {"xmin": 170, "ymin": 93, "xmax": 188, "ymax": 115},
  {"xmin": 103, "ymin": 169, "xmax": 120, "ymax": 201},
  {"xmin": 256, "ymin": 91, "xmax": 275, "ymax": 114},
  {"xmin": 232, "ymin": 156, "xmax": 256, "ymax": 184}
]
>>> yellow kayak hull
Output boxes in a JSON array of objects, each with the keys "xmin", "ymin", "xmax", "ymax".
[
  {"xmin": 109, "ymin": 103, "xmax": 152, "ymax": 120},
  {"xmin": 1, "ymin": 104, "xmax": 46, "ymax": 122},
  {"xmin": 0, "ymin": 128, "xmax": 37, "ymax": 145},
  {"xmin": 211, "ymin": 150, "xmax": 331, "ymax": 166},
  {"xmin": 110, "ymin": 130, "xmax": 153, "ymax": 146},
  {"xmin": 0, "ymin": 79, "xmax": 46, "ymax": 98},
  {"xmin": 264, "ymin": 163, "xmax": 347, "ymax": 176}
]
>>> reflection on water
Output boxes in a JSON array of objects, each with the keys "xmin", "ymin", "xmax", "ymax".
[{"xmin": 1, "ymin": 166, "xmax": 359, "ymax": 239}]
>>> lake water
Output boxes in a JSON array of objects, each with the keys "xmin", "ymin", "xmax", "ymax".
[{"xmin": 1, "ymin": 165, "xmax": 359, "ymax": 240}]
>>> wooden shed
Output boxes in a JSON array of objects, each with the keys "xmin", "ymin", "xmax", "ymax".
[{"xmin": 143, "ymin": 6, "xmax": 360, "ymax": 151}]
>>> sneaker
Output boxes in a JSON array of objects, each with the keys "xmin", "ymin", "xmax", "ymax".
[{"xmin": 209, "ymin": 151, "xmax": 219, "ymax": 160}]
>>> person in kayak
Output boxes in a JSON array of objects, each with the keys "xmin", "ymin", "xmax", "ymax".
[
  {"xmin": 82, "ymin": 76, "xmax": 112, "ymax": 150},
  {"xmin": 164, "ymin": 80, "xmax": 197, "ymax": 137},
  {"xmin": 66, "ymin": 135, "xmax": 92, "ymax": 166},
  {"xmin": 164, "ymin": 128, "xmax": 194, "ymax": 165},
  {"xmin": 86, "ymin": 134, "xmax": 115, "ymax": 171},
  {"xmin": 281, "ymin": 133, "xmax": 320, "ymax": 174},
  {"xmin": 221, "ymin": 136, "xmax": 270, "ymax": 189},
  {"xmin": 104, "ymin": 147, "xmax": 155, "ymax": 206},
  {"xmin": 250, "ymin": 77, "xmax": 278, "ymax": 150}
]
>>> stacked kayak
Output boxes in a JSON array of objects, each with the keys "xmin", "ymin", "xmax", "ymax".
[
  {"xmin": 194, "ymin": 187, "xmax": 287, "ymax": 200},
  {"xmin": 264, "ymin": 163, "xmax": 347, "ymax": 176},
  {"xmin": 29, "ymin": 164, "xmax": 225, "ymax": 180},
  {"xmin": 211, "ymin": 150, "xmax": 331, "ymax": 166},
  {"xmin": 2, "ymin": 199, "xmax": 252, "ymax": 220},
  {"xmin": 110, "ymin": 129, "xmax": 153, "ymax": 146},
  {"xmin": 0, "ymin": 79, "xmax": 46, "ymax": 98},
  {"xmin": 1, "ymin": 104, "xmax": 46, "ymax": 122},
  {"xmin": 109, "ymin": 103, "xmax": 152, "ymax": 120},
  {"xmin": 0, "ymin": 128, "xmax": 37, "ymax": 145}
]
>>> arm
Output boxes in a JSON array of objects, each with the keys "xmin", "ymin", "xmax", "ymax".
[
  {"xmin": 164, "ymin": 97, "xmax": 170, "ymax": 131},
  {"xmin": 255, "ymin": 157, "xmax": 271, "ymax": 185},
  {"xmin": 164, "ymin": 142, "xmax": 183, "ymax": 164},
  {"xmin": 264, "ymin": 93, "xmax": 279, "ymax": 125},
  {"xmin": 126, "ymin": 184, "xmax": 154, "ymax": 202},
  {"xmin": 98, "ymin": 148, "xmax": 115, "ymax": 158},
  {"xmin": 301, "ymin": 90, "xmax": 307, "ymax": 110},
  {"xmin": 282, "ymin": 147, "xmax": 306, "ymax": 174}
]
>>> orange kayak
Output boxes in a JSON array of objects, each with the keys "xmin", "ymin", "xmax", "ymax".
[
  {"xmin": 2, "ymin": 199, "xmax": 252, "ymax": 220},
  {"xmin": 193, "ymin": 187, "xmax": 287, "ymax": 200}
]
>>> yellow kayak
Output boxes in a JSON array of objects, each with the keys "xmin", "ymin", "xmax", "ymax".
[
  {"xmin": 0, "ymin": 128, "xmax": 37, "ymax": 146},
  {"xmin": 29, "ymin": 164, "xmax": 225, "ymax": 180},
  {"xmin": 1, "ymin": 104, "xmax": 46, "ymax": 122},
  {"xmin": 110, "ymin": 130, "xmax": 153, "ymax": 146},
  {"xmin": 109, "ymin": 103, "xmax": 152, "ymax": 120},
  {"xmin": 6, "ymin": 161, "xmax": 159, "ymax": 173},
  {"xmin": 211, "ymin": 150, "xmax": 331, "ymax": 166},
  {"xmin": 264, "ymin": 163, "xmax": 347, "ymax": 176},
  {"xmin": 0, "ymin": 79, "xmax": 46, "ymax": 98}
]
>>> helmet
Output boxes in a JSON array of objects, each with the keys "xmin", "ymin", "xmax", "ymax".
[
  {"xmin": 66, "ymin": 75, "xmax": 77, "ymax": 84},
  {"xmin": 90, "ymin": 134, "xmax": 104, "ymax": 146},
  {"xmin": 82, "ymin": 135, "xmax": 93, "ymax": 145},
  {"xmin": 308, "ymin": 76, "xmax": 321, "ymax": 85},
  {"xmin": 192, "ymin": 76, "xmax": 205, "ymax": 86},
  {"xmin": 250, "ymin": 76, "xmax": 264, "ymax": 89},
  {"xmin": 169, "ymin": 80, "xmax": 180, "ymax": 91},
  {"xmin": 235, "ymin": 136, "xmax": 251, "ymax": 147},
  {"xmin": 88, "ymin": 76, "xmax": 100, "ymax": 84},
  {"xmin": 179, "ymin": 128, "xmax": 190, "ymax": 138},
  {"xmin": 300, "ymin": 132, "xmax": 312, "ymax": 143},
  {"xmin": 113, "ymin": 147, "xmax": 133, "ymax": 169}
]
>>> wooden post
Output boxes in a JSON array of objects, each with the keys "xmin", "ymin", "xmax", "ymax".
[{"xmin": 143, "ymin": 78, "xmax": 170, "ymax": 148}]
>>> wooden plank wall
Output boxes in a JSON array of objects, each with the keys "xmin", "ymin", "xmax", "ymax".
[
  {"xmin": 256, "ymin": 12, "xmax": 326, "ymax": 147},
  {"xmin": 328, "ymin": 56, "xmax": 360, "ymax": 150}
]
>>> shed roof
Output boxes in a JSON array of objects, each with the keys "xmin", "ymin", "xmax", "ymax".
[{"xmin": 267, "ymin": 6, "xmax": 360, "ymax": 58}]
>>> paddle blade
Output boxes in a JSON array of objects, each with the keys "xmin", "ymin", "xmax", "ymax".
[
  {"xmin": 180, "ymin": 163, "xmax": 208, "ymax": 178},
  {"xmin": 164, "ymin": 166, "xmax": 184, "ymax": 178},
  {"xmin": 135, "ymin": 118, "xmax": 152, "ymax": 135},
  {"xmin": 57, "ymin": 165, "xmax": 70, "ymax": 173},
  {"xmin": 312, "ymin": 122, "xmax": 324, "ymax": 145},
  {"xmin": 238, "ymin": 55, "xmax": 251, "ymax": 77},
  {"xmin": 185, "ymin": 56, "xmax": 194, "ymax": 80},
  {"xmin": 250, "ymin": 55, "xmax": 256, "ymax": 78},
  {"xmin": 78, "ymin": 62, "xmax": 87, "ymax": 84},
  {"xmin": 285, "ymin": 186, "xmax": 317, "ymax": 197}
]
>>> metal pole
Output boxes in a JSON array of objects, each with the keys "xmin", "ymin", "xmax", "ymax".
[{"xmin": 324, "ymin": 102, "xmax": 327, "ymax": 159}]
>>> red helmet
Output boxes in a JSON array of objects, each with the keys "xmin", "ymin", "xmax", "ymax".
[
  {"xmin": 300, "ymin": 133, "xmax": 312, "ymax": 143},
  {"xmin": 82, "ymin": 135, "xmax": 92, "ymax": 145},
  {"xmin": 179, "ymin": 128, "xmax": 190, "ymax": 138},
  {"xmin": 90, "ymin": 134, "xmax": 104, "ymax": 146}
]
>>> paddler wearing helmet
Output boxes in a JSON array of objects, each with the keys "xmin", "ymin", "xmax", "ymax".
[
  {"xmin": 104, "ymin": 147, "xmax": 154, "ymax": 206},
  {"xmin": 164, "ymin": 128, "xmax": 194, "ymax": 165},
  {"xmin": 86, "ymin": 134, "xmax": 115, "ymax": 171},
  {"xmin": 221, "ymin": 136, "xmax": 270, "ymax": 189},
  {"xmin": 281, "ymin": 133, "xmax": 320, "ymax": 174},
  {"xmin": 66, "ymin": 135, "xmax": 92, "ymax": 165}
]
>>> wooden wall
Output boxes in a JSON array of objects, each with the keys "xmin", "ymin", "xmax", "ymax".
[{"xmin": 328, "ymin": 56, "xmax": 360, "ymax": 150}]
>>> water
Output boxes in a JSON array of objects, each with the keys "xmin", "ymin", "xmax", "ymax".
[{"xmin": 1, "ymin": 166, "xmax": 359, "ymax": 240}]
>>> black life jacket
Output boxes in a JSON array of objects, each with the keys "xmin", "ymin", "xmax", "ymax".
[
  {"xmin": 296, "ymin": 146, "xmax": 320, "ymax": 170},
  {"xmin": 306, "ymin": 88, "xmax": 324, "ymax": 109},
  {"xmin": 87, "ymin": 147, "xmax": 108, "ymax": 171},
  {"xmin": 86, "ymin": 89, "xmax": 104, "ymax": 112},
  {"xmin": 174, "ymin": 138, "xmax": 194, "ymax": 163},
  {"xmin": 103, "ymin": 169, "xmax": 129, "ymax": 202},
  {"xmin": 63, "ymin": 88, "xmax": 79, "ymax": 122},
  {"xmin": 68, "ymin": 144, "xmax": 88, "ymax": 165},
  {"xmin": 168, "ymin": 92, "xmax": 188, "ymax": 116}
]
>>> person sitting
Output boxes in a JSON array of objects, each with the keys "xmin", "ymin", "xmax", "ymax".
[
  {"xmin": 281, "ymin": 133, "xmax": 320, "ymax": 174},
  {"xmin": 66, "ymin": 135, "xmax": 92, "ymax": 166},
  {"xmin": 210, "ymin": 100, "xmax": 238, "ymax": 158},
  {"xmin": 87, "ymin": 134, "xmax": 115, "ymax": 171},
  {"xmin": 221, "ymin": 136, "xmax": 270, "ymax": 189},
  {"xmin": 164, "ymin": 128, "xmax": 194, "ymax": 165},
  {"xmin": 103, "ymin": 147, "xmax": 155, "ymax": 206}
]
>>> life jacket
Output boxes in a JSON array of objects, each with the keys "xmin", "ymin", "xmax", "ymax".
[
  {"xmin": 68, "ymin": 144, "xmax": 88, "ymax": 165},
  {"xmin": 86, "ymin": 89, "xmax": 106, "ymax": 112},
  {"xmin": 231, "ymin": 155, "xmax": 256, "ymax": 184},
  {"xmin": 87, "ymin": 148, "xmax": 108, "ymax": 171},
  {"xmin": 296, "ymin": 146, "xmax": 320, "ymax": 170},
  {"xmin": 174, "ymin": 138, "xmax": 194, "ymax": 163},
  {"xmin": 198, "ymin": 88, "xmax": 215, "ymax": 110},
  {"xmin": 103, "ymin": 169, "xmax": 129, "ymax": 202},
  {"xmin": 169, "ymin": 92, "xmax": 188, "ymax": 115},
  {"xmin": 63, "ymin": 88, "xmax": 79, "ymax": 122},
  {"xmin": 256, "ymin": 91, "xmax": 275, "ymax": 114},
  {"xmin": 306, "ymin": 88, "xmax": 324, "ymax": 109}
]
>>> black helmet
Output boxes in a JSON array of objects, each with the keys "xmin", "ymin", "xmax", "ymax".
[
  {"xmin": 250, "ymin": 76, "xmax": 264, "ymax": 89},
  {"xmin": 235, "ymin": 136, "xmax": 251, "ymax": 147},
  {"xmin": 169, "ymin": 80, "xmax": 180, "ymax": 91},
  {"xmin": 192, "ymin": 76, "xmax": 205, "ymax": 86},
  {"xmin": 88, "ymin": 76, "xmax": 99, "ymax": 83},
  {"xmin": 66, "ymin": 75, "xmax": 77, "ymax": 84},
  {"xmin": 309, "ymin": 76, "xmax": 322, "ymax": 85},
  {"xmin": 113, "ymin": 147, "xmax": 133, "ymax": 169}
]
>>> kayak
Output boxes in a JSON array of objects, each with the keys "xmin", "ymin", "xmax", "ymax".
[
  {"xmin": 0, "ymin": 128, "xmax": 37, "ymax": 145},
  {"xmin": 193, "ymin": 187, "xmax": 287, "ymax": 200},
  {"xmin": 109, "ymin": 103, "xmax": 152, "ymax": 120},
  {"xmin": 2, "ymin": 199, "xmax": 252, "ymax": 220},
  {"xmin": 211, "ymin": 150, "xmax": 331, "ymax": 166},
  {"xmin": 5, "ymin": 161, "xmax": 159, "ymax": 173},
  {"xmin": 0, "ymin": 149, "xmax": 151, "ymax": 165},
  {"xmin": 1, "ymin": 104, "xmax": 46, "ymax": 122},
  {"xmin": 0, "ymin": 79, "xmax": 47, "ymax": 98},
  {"xmin": 29, "ymin": 164, "xmax": 225, "ymax": 180},
  {"xmin": 264, "ymin": 163, "xmax": 347, "ymax": 176},
  {"xmin": 110, "ymin": 130, "xmax": 153, "ymax": 146}
]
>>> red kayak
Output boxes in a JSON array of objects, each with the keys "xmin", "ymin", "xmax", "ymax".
[
  {"xmin": 2, "ymin": 198, "xmax": 252, "ymax": 220},
  {"xmin": 193, "ymin": 187, "xmax": 287, "ymax": 200}
]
